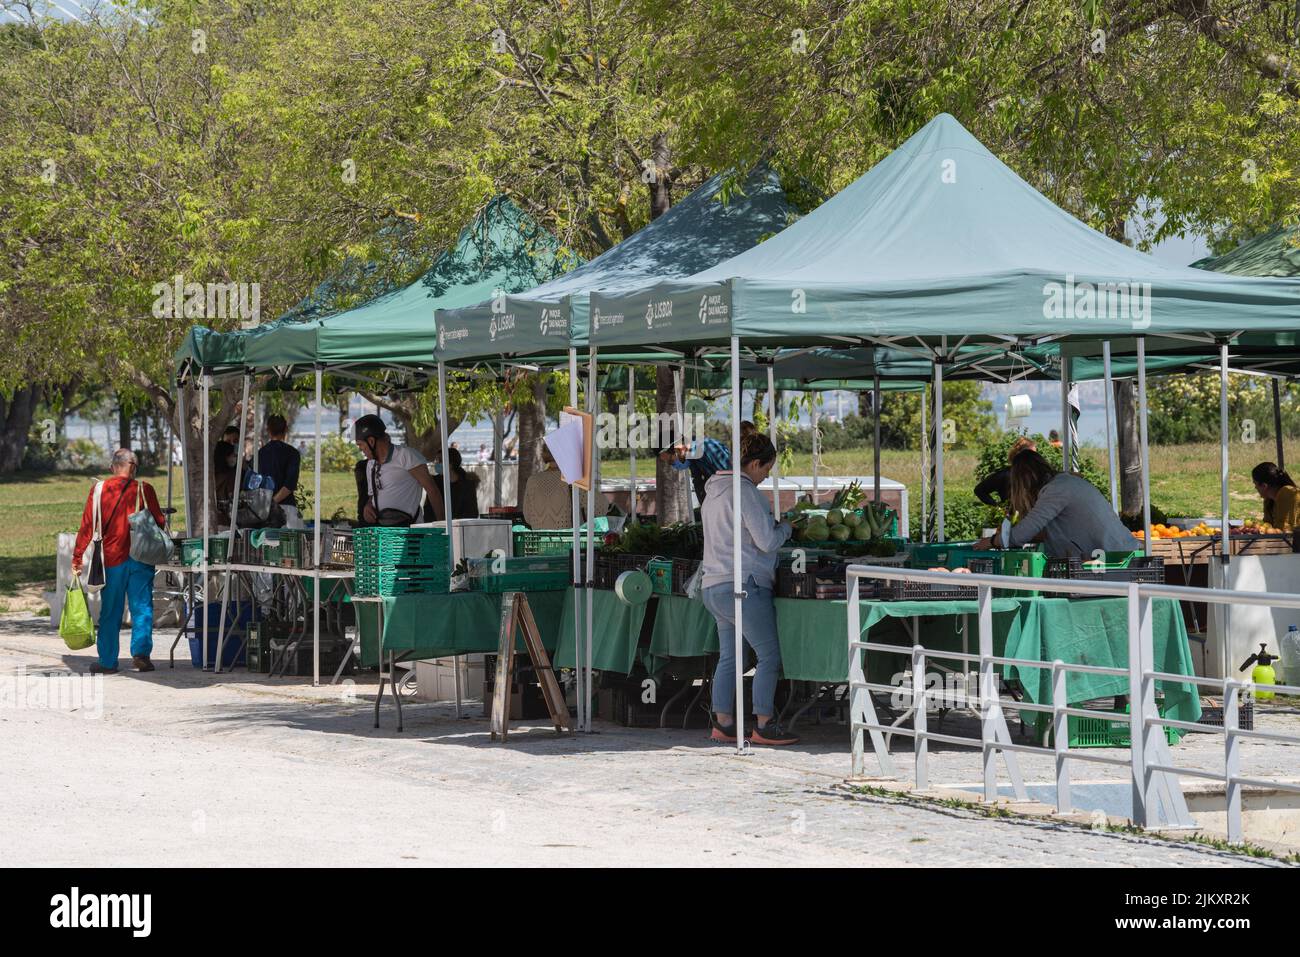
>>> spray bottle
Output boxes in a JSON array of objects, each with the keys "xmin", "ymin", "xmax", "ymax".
[{"xmin": 1238, "ymin": 643, "xmax": 1280, "ymax": 702}]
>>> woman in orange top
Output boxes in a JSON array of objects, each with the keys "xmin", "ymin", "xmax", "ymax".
[{"xmin": 1252, "ymin": 462, "xmax": 1300, "ymax": 530}]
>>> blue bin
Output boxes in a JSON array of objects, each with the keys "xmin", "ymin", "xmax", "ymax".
[{"xmin": 186, "ymin": 601, "xmax": 257, "ymax": 668}]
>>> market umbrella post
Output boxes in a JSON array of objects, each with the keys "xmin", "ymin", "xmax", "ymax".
[{"xmin": 212, "ymin": 372, "xmax": 251, "ymax": 674}]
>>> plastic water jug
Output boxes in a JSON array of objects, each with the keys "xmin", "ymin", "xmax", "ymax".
[{"xmin": 1280, "ymin": 625, "xmax": 1300, "ymax": 687}]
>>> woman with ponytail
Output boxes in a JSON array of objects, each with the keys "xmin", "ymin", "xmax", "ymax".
[{"xmin": 697, "ymin": 431, "xmax": 798, "ymax": 746}]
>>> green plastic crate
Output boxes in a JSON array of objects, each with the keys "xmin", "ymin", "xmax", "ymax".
[
  {"xmin": 354, "ymin": 565, "xmax": 449, "ymax": 597},
  {"xmin": 474, "ymin": 570, "xmax": 571, "ymax": 593},
  {"xmin": 512, "ymin": 527, "xmax": 579, "ymax": 557},
  {"xmin": 180, "ymin": 536, "xmax": 228, "ymax": 566},
  {"xmin": 1031, "ymin": 702, "xmax": 1184, "ymax": 749},
  {"xmin": 354, "ymin": 527, "xmax": 449, "ymax": 566},
  {"xmin": 909, "ymin": 541, "xmax": 980, "ymax": 570}
]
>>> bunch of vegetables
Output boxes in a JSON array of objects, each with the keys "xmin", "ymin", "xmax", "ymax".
[
  {"xmin": 601, "ymin": 521, "xmax": 704, "ymax": 559},
  {"xmin": 787, "ymin": 499, "xmax": 896, "ymax": 555}
]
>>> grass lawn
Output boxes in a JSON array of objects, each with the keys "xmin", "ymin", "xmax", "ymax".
[
  {"xmin": 2, "ymin": 439, "xmax": 1294, "ymax": 607},
  {"xmin": 0, "ymin": 467, "xmax": 357, "ymax": 612}
]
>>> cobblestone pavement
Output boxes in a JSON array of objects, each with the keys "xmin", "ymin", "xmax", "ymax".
[{"xmin": 1, "ymin": 613, "xmax": 1293, "ymax": 867}]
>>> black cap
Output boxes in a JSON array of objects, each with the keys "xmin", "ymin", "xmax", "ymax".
[{"xmin": 354, "ymin": 414, "xmax": 387, "ymax": 441}]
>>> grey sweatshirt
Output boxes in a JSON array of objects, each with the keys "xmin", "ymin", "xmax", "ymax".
[
  {"xmin": 699, "ymin": 471, "xmax": 791, "ymax": 590},
  {"xmin": 1006, "ymin": 472, "xmax": 1136, "ymax": 558}
]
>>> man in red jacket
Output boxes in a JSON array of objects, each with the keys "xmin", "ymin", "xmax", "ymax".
[{"xmin": 73, "ymin": 449, "xmax": 167, "ymax": 674}]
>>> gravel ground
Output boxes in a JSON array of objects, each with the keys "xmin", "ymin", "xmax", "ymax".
[{"xmin": 1, "ymin": 612, "xmax": 1293, "ymax": 867}]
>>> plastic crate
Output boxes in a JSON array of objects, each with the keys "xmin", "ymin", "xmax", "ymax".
[
  {"xmin": 593, "ymin": 553, "xmax": 650, "ymax": 589},
  {"xmin": 474, "ymin": 570, "xmax": 571, "ymax": 593},
  {"xmin": 880, "ymin": 576, "xmax": 977, "ymax": 601},
  {"xmin": 966, "ymin": 548, "xmax": 1046, "ymax": 596},
  {"xmin": 513, "ymin": 528, "xmax": 579, "ymax": 557},
  {"xmin": 180, "ymin": 536, "xmax": 229, "ymax": 566},
  {"xmin": 777, "ymin": 561, "xmax": 857, "ymax": 600},
  {"xmin": 354, "ymin": 566, "xmax": 449, "ymax": 597},
  {"xmin": 908, "ymin": 541, "xmax": 981, "ymax": 571},
  {"xmin": 354, "ymin": 526, "xmax": 449, "ymax": 566},
  {"xmin": 1195, "ymin": 699, "xmax": 1255, "ymax": 731},
  {"xmin": 671, "ymin": 557, "xmax": 700, "ymax": 596},
  {"xmin": 1032, "ymin": 701, "xmax": 1185, "ymax": 748},
  {"xmin": 1045, "ymin": 554, "xmax": 1164, "ymax": 583}
]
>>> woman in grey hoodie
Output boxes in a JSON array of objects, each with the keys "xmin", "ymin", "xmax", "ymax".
[{"xmin": 698, "ymin": 432, "xmax": 798, "ymax": 746}]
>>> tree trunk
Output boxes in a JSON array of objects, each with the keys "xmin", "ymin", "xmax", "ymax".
[
  {"xmin": 1106, "ymin": 217, "xmax": 1143, "ymax": 518},
  {"xmin": 117, "ymin": 403, "xmax": 131, "ymax": 453},
  {"xmin": 178, "ymin": 378, "xmax": 244, "ymax": 534},
  {"xmin": 0, "ymin": 386, "xmax": 41, "ymax": 473},
  {"xmin": 516, "ymin": 376, "xmax": 548, "ymax": 507},
  {"xmin": 647, "ymin": 133, "xmax": 688, "ymax": 522},
  {"xmin": 1114, "ymin": 378, "xmax": 1143, "ymax": 519}
]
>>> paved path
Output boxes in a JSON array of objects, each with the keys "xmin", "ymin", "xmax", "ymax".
[{"xmin": 0, "ymin": 613, "xmax": 1289, "ymax": 867}]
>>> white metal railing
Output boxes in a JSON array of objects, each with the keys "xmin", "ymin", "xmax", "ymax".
[{"xmin": 845, "ymin": 564, "xmax": 1300, "ymax": 843}]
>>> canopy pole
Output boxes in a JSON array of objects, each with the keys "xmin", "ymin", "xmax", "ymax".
[
  {"xmin": 920, "ymin": 383, "xmax": 929, "ymax": 541},
  {"xmin": 1103, "ymin": 342, "xmax": 1119, "ymax": 511},
  {"xmin": 252, "ymin": 392, "xmax": 261, "ymax": 473},
  {"xmin": 585, "ymin": 347, "xmax": 599, "ymax": 733},
  {"xmin": 628, "ymin": 365, "xmax": 637, "ymax": 524},
  {"xmin": 811, "ymin": 396, "xmax": 820, "ymax": 503},
  {"xmin": 766, "ymin": 364, "xmax": 780, "ymax": 516},
  {"xmin": 165, "ymin": 386, "xmax": 175, "ymax": 519},
  {"xmin": 178, "ymin": 382, "xmax": 191, "ymax": 537},
  {"xmin": 201, "ymin": 372, "xmax": 211, "ymax": 672},
  {"xmin": 437, "ymin": 361, "xmax": 460, "ymax": 719},
  {"xmin": 1137, "ymin": 339, "xmax": 1152, "ymax": 558},
  {"xmin": 312, "ymin": 366, "xmax": 322, "ymax": 687},
  {"xmin": 873, "ymin": 372, "xmax": 882, "ymax": 504},
  {"xmin": 213, "ymin": 372, "xmax": 250, "ymax": 675},
  {"xmin": 730, "ymin": 336, "xmax": 746, "ymax": 755},
  {"xmin": 1273, "ymin": 377, "xmax": 1285, "ymax": 471},
  {"xmin": 1220, "ymin": 344, "xmax": 1231, "ymax": 562},
  {"xmin": 568, "ymin": 349, "xmax": 584, "ymax": 733},
  {"xmin": 493, "ymin": 409, "xmax": 503, "ymax": 508},
  {"xmin": 674, "ymin": 365, "xmax": 688, "ymax": 518},
  {"xmin": 1060, "ymin": 354, "xmax": 1072, "ymax": 472},
  {"xmin": 935, "ymin": 360, "xmax": 945, "ymax": 543}
]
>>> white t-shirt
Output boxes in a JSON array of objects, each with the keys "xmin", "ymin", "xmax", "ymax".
[{"xmin": 366, "ymin": 445, "xmax": 429, "ymax": 519}]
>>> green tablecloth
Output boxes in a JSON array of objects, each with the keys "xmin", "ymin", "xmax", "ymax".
[
  {"xmin": 649, "ymin": 593, "xmax": 719, "ymax": 660},
  {"xmin": 776, "ymin": 595, "xmax": 1200, "ymax": 723},
  {"xmin": 362, "ymin": 589, "xmax": 565, "ymax": 664},
  {"xmin": 553, "ymin": 587, "xmax": 649, "ymax": 674}
]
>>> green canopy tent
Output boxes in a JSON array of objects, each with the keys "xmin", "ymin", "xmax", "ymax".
[
  {"xmin": 172, "ymin": 196, "xmax": 579, "ymax": 688},
  {"xmin": 582, "ymin": 113, "xmax": 1300, "ymax": 750},
  {"xmin": 433, "ymin": 167, "xmax": 804, "ymax": 733}
]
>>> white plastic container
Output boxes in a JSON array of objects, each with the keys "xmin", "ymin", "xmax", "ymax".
[
  {"xmin": 1281, "ymin": 625, "xmax": 1300, "ymax": 685},
  {"xmin": 414, "ymin": 518, "xmax": 513, "ymax": 563},
  {"xmin": 414, "ymin": 655, "xmax": 486, "ymax": 702}
]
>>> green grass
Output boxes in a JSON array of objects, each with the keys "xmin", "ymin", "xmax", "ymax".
[
  {"xmin": 0, "ymin": 466, "xmax": 358, "ymax": 604},
  {"xmin": 2, "ymin": 438, "xmax": 1295, "ymax": 601}
]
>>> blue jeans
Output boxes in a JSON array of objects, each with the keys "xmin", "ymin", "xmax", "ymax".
[
  {"xmin": 702, "ymin": 577, "xmax": 782, "ymax": 718},
  {"xmin": 98, "ymin": 557, "xmax": 155, "ymax": 668}
]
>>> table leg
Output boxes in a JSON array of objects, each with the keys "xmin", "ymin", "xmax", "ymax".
[
  {"xmin": 391, "ymin": 650, "xmax": 403, "ymax": 733},
  {"xmin": 372, "ymin": 602, "xmax": 385, "ymax": 728}
]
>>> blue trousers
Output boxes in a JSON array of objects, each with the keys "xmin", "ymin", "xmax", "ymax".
[
  {"xmin": 702, "ymin": 577, "xmax": 782, "ymax": 718},
  {"xmin": 98, "ymin": 557, "xmax": 155, "ymax": 668}
]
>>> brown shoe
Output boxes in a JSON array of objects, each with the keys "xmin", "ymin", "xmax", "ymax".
[{"xmin": 132, "ymin": 655, "xmax": 156, "ymax": 672}]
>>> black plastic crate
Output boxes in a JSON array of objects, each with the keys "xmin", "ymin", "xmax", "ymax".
[
  {"xmin": 671, "ymin": 557, "xmax": 701, "ymax": 596},
  {"xmin": 777, "ymin": 559, "xmax": 855, "ymax": 600},
  {"xmin": 1045, "ymin": 555, "xmax": 1164, "ymax": 583},
  {"xmin": 593, "ymin": 553, "xmax": 650, "ymax": 590},
  {"xmin": 1194, "ymin": 699, "xmax": 1255, "ymax": 731},
  {"xmin": 880, "ymin": 576, "xmax": 977, "ymax": 601}
]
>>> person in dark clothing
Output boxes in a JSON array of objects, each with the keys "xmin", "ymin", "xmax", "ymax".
[
  {"xmin": 213, "ymin": 425, "xmax": 241, "ymax": 514},
  {"xmin": 658, "ymin": 436, "xmax": 735, "ymax": 506},
  {"xmin": 354, "ymin": 459, "xmax": 369, "ymax": 524},
  {"xmin": 974, "ymin": 437, "xmax": 1037, "ymax": 507},
  {"xmin": 256, "ymin": 414, "xmax": 301, "ymax": 517},
  {"xmin": 432, "ymin": 446, "xmax": 480, "ymax": 519}
]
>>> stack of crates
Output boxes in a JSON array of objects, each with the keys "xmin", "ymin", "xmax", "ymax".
[
  {"xmin": 965, "ymin": 547, "xmax": 1046, "ymax": 596},
  {"xmin": 1044, "ymin": 550, "xmax": 1163, "ymax": 583},
  {"xmin": 353, "ymin": 526, "xmax": 450, "ymax": 597}
]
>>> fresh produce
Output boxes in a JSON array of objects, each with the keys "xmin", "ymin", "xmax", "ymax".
[
  {"xmin": 829, "ymin": 525, "xmax": 851, "ymax": 541},
  {"xmin": 829, "ymin": 481, "xmax": 865, "ymax": 511},
  {"xmin": 826, "ymin": 508, "xmax": 844, "ymax": 527},
  {"xmin": 1133, "ymin": 522, "xmax": 1220, "ymax": 540},
  {"xmin": 1240, "ymin": 521, "xmax": 1282, "ymax": 534}
]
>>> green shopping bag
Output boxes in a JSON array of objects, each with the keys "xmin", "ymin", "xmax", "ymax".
[{"xmin": 59, "ymin": 578, "xmax": 96, "ymax": 650}]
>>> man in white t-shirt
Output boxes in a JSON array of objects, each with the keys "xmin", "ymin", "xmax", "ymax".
[{"xmin": 353, "ymin": 415, "xmax": 441, "ymax": 525}]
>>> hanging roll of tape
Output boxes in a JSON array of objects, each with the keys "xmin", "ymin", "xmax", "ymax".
[{"xmin": 614, "ymin": 569, "xmax": 652, "ymax": 605}]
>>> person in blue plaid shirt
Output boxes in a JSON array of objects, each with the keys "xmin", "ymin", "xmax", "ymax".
[{"xmin": 658, "ymin": 422, "xmax": 755, "ymax": 508}]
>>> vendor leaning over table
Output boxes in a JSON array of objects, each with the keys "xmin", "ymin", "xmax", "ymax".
[
  {"xmin": 974, "ymin": 449, "xmax": 1134, "ymax": 557},
  {"xmin": 698, "ymin": 431, "xmax": 798, "ymax": 747},
  {"xmin": 353, "ymin": 414, "xmax": 441, "ymax": 527},
  {"xmin": 1252, "ymin": 462, "xmax": 1300, "ymax": 531}
]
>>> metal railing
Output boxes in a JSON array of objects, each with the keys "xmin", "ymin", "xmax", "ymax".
[{"xmin": 845, "ymin": 565, "xmax": 1300, "ymax": 843}]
